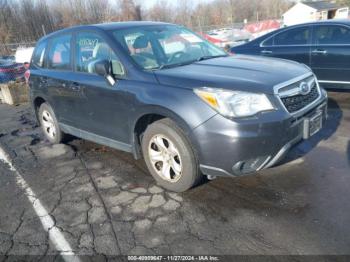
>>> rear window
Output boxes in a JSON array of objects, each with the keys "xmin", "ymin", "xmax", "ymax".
[
  {"xmin": 48, "ymin": 34, "xmax": 72, "ymax": 70},
  {"xmin": 274, "ymin": 27, "xmax": 310, "ymax": 46},
  {"xmin": 32, "ymin": 41, "xmax": 47, "ymax": 68}
]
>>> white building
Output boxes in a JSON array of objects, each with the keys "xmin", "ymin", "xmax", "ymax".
[{"xmin": 282, "ymin": 1, "xmax": 349, "ymax": 27}]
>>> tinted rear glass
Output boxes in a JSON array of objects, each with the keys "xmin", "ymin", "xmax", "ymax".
[
  {"xmin": 32, "ymin": 41, "xmax": 47, "ymax": 68},
  {"xmin": 262, "ymin": 36, "xmax": 273, "ymax": 46},
  {"xmin": 274, "ymin": 27, "xmax": 310, "ymax": 46},
  {"xmin": 48, "ymin": 34, "xmax": 72, "ymax": 70}
]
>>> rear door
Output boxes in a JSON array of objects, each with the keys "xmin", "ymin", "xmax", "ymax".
[
  {"xmin": 44, "ymin": 33, "xmax": 85, "ymax": 126},
  {"xmin": 310, "ymin": 24, "xmax": 350, "ymax": 89},
  {"xmin": 260, "ymin": 26, "xmax": 312, "ymax": 66}
]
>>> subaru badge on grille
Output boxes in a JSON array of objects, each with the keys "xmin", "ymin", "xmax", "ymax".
[{"xmin": 299, "ymin": 82, "xmax": 311, "ymax": 95}]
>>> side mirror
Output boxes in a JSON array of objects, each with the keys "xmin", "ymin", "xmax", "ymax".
[
  {"xmin": 111, "ymin": 60, "xmax": 125, "ymax": 79},
  {"xmin": 94, "ymin": 59, "xmax": 111, "ymax": 77}
]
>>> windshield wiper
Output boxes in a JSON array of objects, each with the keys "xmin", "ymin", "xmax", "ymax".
[
  {"xmin": 157, "ymin": 60, "xmax": 197, "ymax": 70},
  {"xmin": 196, "ymin": 54, "xmax": 228, "ymax": 62},
  {"xmin": 154, "ymin": 55, "xmax": 228, "ymax": 70}
]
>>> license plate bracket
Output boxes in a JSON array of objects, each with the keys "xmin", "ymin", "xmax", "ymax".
[{"xmin": 303, "ymin": 111, "xmax": 323, "ymax": 139}]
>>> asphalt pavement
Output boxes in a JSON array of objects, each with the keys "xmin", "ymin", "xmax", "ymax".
[{"xmin": 0, "ymin": 92, "xmax": 349, "ymax": 260}]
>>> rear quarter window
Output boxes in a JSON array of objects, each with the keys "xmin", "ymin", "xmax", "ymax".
[
  {"xmin": 261, "ymin": 36, "xmax": 273, "ymax": 47},
  {"xmin": 32, "ymin": 41, "xmax": 47, "ymax": 68},
  {"xmin": 274, "ymin": 27, "xmax": 310, "ymax": 46}
]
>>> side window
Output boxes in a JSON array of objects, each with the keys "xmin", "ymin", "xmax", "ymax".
[
  {"xmin": 76, "ymin": 32, "xmax": 118, "ymax": 74},
  {"xmin": 48, "ymin": 34, "xmax": 72, "ymax": 70},
  {"xmin": 314, "ymin": 25, "xmax": 350, "ymax": 45},
  {"xmin": 262, "ymin": 36, "xmax": 273, "ymax": 47},
  {"xmin": 32, "ymin": 41, "xmax": 47, "ymax": 68},
  {"xmin": 274, "ymin": 27, "xmax": 310, "ymax": 46}
]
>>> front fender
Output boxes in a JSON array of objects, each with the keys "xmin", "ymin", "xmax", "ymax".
[
  {"xmin": 132, "ymin": 105, "xmax": 194, "ymax": 136},
  {"xmin": 130, "ymin": 83, "xmax": 216, "ymax": 131},
  {"xmin": 130, "ymin": 105, "xmax": 204, "ymax": 160},
  {"xmin": 128, "ymin": 84, "xmax": 217, "ymax": 159}
]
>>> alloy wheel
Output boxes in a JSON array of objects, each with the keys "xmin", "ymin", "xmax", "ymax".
[
  {"xmin": 148, "ymin": 134, "xmax": 182, "ymax": 182},
  {"xmin": 41, "ymin": 110, "xmax": 56, "ymax": 139}
]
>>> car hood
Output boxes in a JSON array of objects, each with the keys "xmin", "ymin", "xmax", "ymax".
[{"xmin": 154, "ymin": 55, "xmax": 311, "ymax": 94}]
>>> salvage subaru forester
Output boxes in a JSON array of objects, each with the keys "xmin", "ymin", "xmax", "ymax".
[{"xmin": 29, "ymin": 22, "xmax": 328, "ymax": 192}]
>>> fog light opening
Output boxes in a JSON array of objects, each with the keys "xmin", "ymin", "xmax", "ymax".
[{"xmin": 233, "ymin": 155, "xmax": 271, "ymax": 175}]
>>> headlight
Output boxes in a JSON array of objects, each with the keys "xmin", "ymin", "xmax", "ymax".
[{"xmin": 194, "ymin": 87, "xmax": 274, "ymax": 118}]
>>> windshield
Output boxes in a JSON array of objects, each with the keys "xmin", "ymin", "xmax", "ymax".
[{"xmin": 112, "ymin": 25, "xmax": 227, "ymax": 70}]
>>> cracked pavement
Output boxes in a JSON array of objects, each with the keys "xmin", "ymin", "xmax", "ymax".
[{"xmin": 0, "ymin": 92, "xmax": 349, "ymax": 258}]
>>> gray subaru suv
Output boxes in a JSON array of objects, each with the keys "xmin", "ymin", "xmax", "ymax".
[{"xmin": 29, "ymin": 22, "xmax": 328, "ymax": 192}]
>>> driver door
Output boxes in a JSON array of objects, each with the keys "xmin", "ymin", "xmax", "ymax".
[{"xmin": 70, "ymin": 31, "xmax": 130, "ymax": 144}]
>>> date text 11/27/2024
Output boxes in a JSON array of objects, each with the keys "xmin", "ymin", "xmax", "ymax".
[{"xmin": 127, "ymin": 255, "xmax": 220, "ymax": 261}]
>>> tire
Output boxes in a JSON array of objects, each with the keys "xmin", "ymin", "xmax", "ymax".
[
  {"xmin": 142, "ymin": 118, "xmax": 202, "ymax": 192},
  {"xmin": 38, "ymin": 103, "xmax": 65, "ymax": 144}
]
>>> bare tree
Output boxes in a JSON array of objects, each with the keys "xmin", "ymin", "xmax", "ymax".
[
  {"xmin": 0, "ymin": 0, "xmax": 293, "ymax": 48},
  {"xmin": 147, "ymin": 0, "xmax": 173, "ymax": 22},
  {"xmin": 116, "ymin": 0, "xmax": 142, "ymax": 21},
  {"xmin": 336, "ymin": 0, "xmax": 350, "ymax": 6}
]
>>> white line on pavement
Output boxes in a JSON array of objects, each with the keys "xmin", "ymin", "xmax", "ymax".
[{"xmin": 0, "ymin": 146, "xmax": 80, "ymax": 262}]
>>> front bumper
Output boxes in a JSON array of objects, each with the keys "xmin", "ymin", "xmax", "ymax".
[{"xmin": 192, "ymin": 96, "xmax": 328, "ymax": 178}]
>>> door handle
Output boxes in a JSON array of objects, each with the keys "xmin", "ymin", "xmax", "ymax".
[
  {"xmin": 41, "ymin": 77, "xmax": 47, "ymax": 84},
  {"xmin": 312, "ymin": 49, "xmax": 327, "ymax": 55},
  {"xmin": 261, "ymin": 50, "xmax": 272, "ymax": 54},
  {"xmin": 70, "ymin": 82, "xmax": 81, "ymax": 91}
]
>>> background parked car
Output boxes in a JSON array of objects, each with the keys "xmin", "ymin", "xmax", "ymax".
[
  {"xmin": 231, "ymin": 20, "xmax": 350, "ymax": 90},
  {"xmin": 244, "ymin": 19, "xmax": 281, "ymax": 39},
  {"xmin": 0, "ymin": 55, "xmax": 15, "ymax": 62},
  {"xmin": 207, "ymin": 28, "xmax": 252, "ymax": 48},
  {"xmin": 0, "ymin": 59, "xmax": 26, "ymax": 84}
]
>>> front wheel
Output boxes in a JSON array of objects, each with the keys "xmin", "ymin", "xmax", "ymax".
[{"xmin": 142, "ymin": 118, "xmax": 202, "ymax": 192}]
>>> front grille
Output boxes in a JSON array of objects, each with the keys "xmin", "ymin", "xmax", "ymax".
[{"xmin": 281, "ymin": 84, "xmax": 319, "ymax": 113}]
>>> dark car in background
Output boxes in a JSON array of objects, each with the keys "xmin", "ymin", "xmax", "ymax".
[
  {"xmin": 29, "ymin": 22, "xmax": 327, "ymax": 192},
  {"xmin": 231, "ymin": 20, "xmax": 350, "ymax": 90},
  {"xmin": 0, "ymin": 55, "xmax": 15, "ymax": 62},
  {"xmin": 0, "ymin": 59, "xmax": 26, "ymax": 84}
]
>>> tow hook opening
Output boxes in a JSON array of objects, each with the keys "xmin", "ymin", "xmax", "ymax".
[{"xmin": 207, "ymin": 175, "xmax": 217, "ymax": 180}]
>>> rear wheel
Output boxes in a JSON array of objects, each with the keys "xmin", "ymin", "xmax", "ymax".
[
  {"xmin": 38, "ymin": 103, "xmax": 65, "ymax": 144},
  {"xmin": 142, "ymin": 118, "xmax": 202, "ymax": 192}
]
